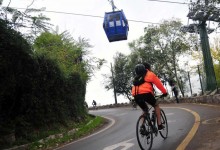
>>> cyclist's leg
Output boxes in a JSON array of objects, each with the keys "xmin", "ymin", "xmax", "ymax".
[
  {"xmin": 134, "ymin": 94, "xmax": 149, "ymax": 112},
  {"xmin": 154, "ymin": 104, "xmax": 162, "ymax": 125},
  {"xmin": 134, "ymin": 94, "xmax": 149, "ymax": 124},
  {"xmin": 144, "ymin": 93, "xmax": 162, "ymax": 126}
]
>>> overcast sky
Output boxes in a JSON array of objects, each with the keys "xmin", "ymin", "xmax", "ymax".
[{"xmin": 2, "ymin": 0, "xmax": 219, "ymax": 106}]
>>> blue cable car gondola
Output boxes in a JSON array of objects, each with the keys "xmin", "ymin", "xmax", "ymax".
[{"xmin": 103, "ymin": 1, "xmax": 129, "ymax": 42}]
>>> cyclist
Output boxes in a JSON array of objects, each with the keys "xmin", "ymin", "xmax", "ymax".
[
  {"xmin": 92, "ymin": 100, "xmax": 97, "ymax": 109},
  {"xmin": 131, "ymin": 63, "xmax": 167, "ymax": 130}
]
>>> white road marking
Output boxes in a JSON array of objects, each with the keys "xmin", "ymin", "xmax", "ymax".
[
  {"xmin": 165, "ymin": 113, "xmax": 174, "ymax": 116},
  {"xmin": 116, "ymin": 113, "xmax": 127, "ymax": 116},
  {"xmin": 103, "ymin": 138, "xmax": 134, "ymax": 150},
  {"xmin": 167, "ymin": 120, "xmax": 176, "ymax": 123}
]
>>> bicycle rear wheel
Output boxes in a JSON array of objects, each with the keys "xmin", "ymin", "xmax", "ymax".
[
  {"xmin": 136, "ymin": 115, "xmax": 153, "ymax": 150},
  {"xmin": 159, "ymin": 109, "xmax": 168, "ymax": 139}
]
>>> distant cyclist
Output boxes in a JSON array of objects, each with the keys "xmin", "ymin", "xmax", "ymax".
[
  {"xmin": 92, "ymin": 100, "xmax": 97, "ymax": 109},
  {"xmin": 131, "ymin": 63, "xmax": 167, "ymax": 130}
]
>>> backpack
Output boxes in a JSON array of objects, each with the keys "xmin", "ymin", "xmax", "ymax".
[{"xmin": 133, "ymin": 70, "xmax": 155, "ymax": 95}]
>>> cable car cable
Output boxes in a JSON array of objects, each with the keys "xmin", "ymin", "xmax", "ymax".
[
  {"xmin": 7, "ymin": 7, "xmax": 160, "ymax": 25},
  {"xmin": 146, "ymin": 0, "xmax": 189, "ymax": 5}
]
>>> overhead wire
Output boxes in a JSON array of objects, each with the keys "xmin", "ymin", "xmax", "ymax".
[
  {"xmin": 4, "ymin": 0, "xmax": 189, "ymax": 25},
  {"xmin": 8, "ymin": 7, "xmax": 161, "ymax": 25},
  {"xmin": 145, "ymin": 0, "xmax": 189, "ymax": 5}
]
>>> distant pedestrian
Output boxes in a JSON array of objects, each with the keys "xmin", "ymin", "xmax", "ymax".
[
  {"xmin": 172, "ymin": 85, "xmax": 179, "ymax": 103},
  {"xmin": 169, "ymin": 80, "xmax": 179, "ymax": 103}
]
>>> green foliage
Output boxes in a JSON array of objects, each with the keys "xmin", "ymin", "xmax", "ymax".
[
  {"xmin": 214, "ymin": 64, "xmax": 220, "ymax": 87},
  {"xmin": 113, "ymin": 52, "xmax": 133, "ymax": 101},
  {"xmin": 128, "ymin": 19, "xmax": 189, "ymax": 75},
  {"xmin": 33, "ymin": 31, "xmax": 100, "ymax": 81},
  {"xmin": 210, "ymin": 38, "xmax": 220, "ymax": 87},
  {"xmin": 0, "ymin": 18, "xmax": 32, "ymax": 128},
  {"xmin": 28, "ymin": 116, "xmax": 104, "ymax": 150},
  {"xmin": 0, "ymin": 3, "xmax": 52, "ymax": 43},
  {"xmin": 104, "ymin": 52, "xmax": 133, "ymax": 100},
  {"xmin": 0, "ymin": 19, "xmax": 89, "ymax": 149},
  {"xmin": 0, "ymin": 2, "xmax": 105, "ymax": 148},
  {"xmin": 211, "ymin": 0, "xmax": 220, "ymax": 3}
]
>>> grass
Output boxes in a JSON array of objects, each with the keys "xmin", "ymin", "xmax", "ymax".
[{"xmin": 7, "ymin": 115, "xmax": 106, "ymax": 150}]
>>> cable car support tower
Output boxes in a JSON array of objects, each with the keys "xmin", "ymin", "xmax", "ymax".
[{"xmin": 181, "ymin": 0, "xmax": 218, "ymax": 92}]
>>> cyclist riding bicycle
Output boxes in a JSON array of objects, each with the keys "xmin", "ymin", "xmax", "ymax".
[
  {"xmin": 92, "ymin": 100, "xmax": 97, "ymax": 109},
  {"xmin": 131, "ymin": 63, "xmax": 167, "ymax": 131}
]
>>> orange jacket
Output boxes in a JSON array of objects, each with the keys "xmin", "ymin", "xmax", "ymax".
[{"xmin": 132, "ymin": 70, "xmax": 167, "ymax": 96}]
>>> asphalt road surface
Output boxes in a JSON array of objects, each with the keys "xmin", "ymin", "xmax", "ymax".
[{"xmin": 55, "ymin": 103, "xmax": 213, "ymax": 150}]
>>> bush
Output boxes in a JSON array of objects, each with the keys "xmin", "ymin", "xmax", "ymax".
[{"xmin": 0, "ymin": 19, "xmax": 88, "ymax": 148}]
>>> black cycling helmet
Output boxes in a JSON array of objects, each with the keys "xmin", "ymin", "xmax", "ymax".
[
  {"xmin": 143, "ymin": 62, "xmax": 151, "ymax": 70},
  {"xmin": 135, "ymin": 64, "xmax": 146, "ymax": 75}
]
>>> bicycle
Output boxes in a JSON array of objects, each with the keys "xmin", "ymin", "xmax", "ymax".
[{"xmin": 136, "ymin": 95, "xmax": 168, "ymax": 150}]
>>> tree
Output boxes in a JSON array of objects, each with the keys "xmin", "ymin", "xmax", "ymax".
[
  {"xmin": 34, "ymin": 31, "xmax": 105, "ymax": 81},
  {"xmin": 210, "ymin": 38, "xmax": 220, "ymax": 87},
  {"xmin": 212, "ymin": 0, "xmax": 220, "ymax": 3},
  {"xmin": 105, "ymin": 19, "xmax": 196, "ymax": 99},
  {"xmin": 128, "ymin": 18, "xmax": 193, "ymax": 96},
  {"xmin": 0, "ymin": 1, "xmax": 106, "ymax": 147},
  {"xmin": 0, "ymin": 0, "xmax": 52, "ymax": 43},
  {"xmin": 104, "ymin": 52, "xmax": 133, "ymax": 101}
]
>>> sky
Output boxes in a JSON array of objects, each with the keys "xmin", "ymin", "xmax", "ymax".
[{"xmin": 2, "ymin": 0, "xmax": 219, "ymax": 106}]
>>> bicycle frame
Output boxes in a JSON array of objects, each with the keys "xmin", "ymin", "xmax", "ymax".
[{"xmin": 144, "ymin": 107, "xmax": 158, "ymax": 136}]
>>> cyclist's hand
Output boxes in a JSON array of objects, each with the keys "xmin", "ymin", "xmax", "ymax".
[{"xmin": 161, "ymin": 93, "xmax": 168, "ymax": 98}]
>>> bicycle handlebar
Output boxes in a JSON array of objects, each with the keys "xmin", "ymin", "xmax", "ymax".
[{"xmin": 155, "ymin": 94, "xmax": 167, "ymax": 99}]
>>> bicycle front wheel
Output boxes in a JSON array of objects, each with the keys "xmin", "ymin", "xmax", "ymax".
[
  {"xmin": 136, "ymin": 115, "xmax": 153, "ymax": 150},
  {"xmin": 159, "ymin": 109, "xmax": 168, "ymax": 139}
]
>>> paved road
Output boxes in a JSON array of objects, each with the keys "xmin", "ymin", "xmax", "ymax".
[
  {"xmin": 177, "ymin": 103, "xmax": 220, "ymax": 150},
  {"xmin": 54, "ymin": 103, "xmax": 220, "ymax": 150}
]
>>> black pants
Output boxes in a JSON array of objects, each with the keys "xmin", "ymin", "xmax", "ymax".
[
  {"xmin": 134, "ymin": 93, "xmax": 157, "ymax": 111},
  {"xmin": 174, "ymin": 91, "xmax": 179, "ymax": 103}
]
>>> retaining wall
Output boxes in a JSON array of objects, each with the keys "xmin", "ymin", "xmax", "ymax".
[{"xmin": 179, "ymin": 94, "xmax": 220, "ymax": 105}]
